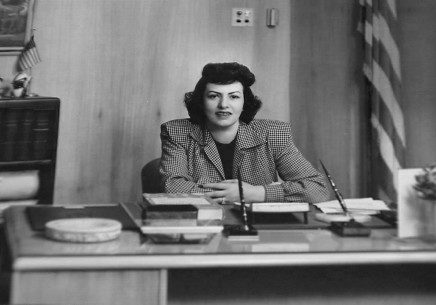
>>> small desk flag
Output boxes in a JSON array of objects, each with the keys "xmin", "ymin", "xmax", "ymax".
[
  {"xmin": 358, "ymin": 0, "xmax": 405, "ymax": 205},
  {"xmin": 17, "ymin": 35, "xmax": 41, "ymax": 72}
]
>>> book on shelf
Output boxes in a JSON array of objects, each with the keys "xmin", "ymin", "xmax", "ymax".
[
  {"xmin": 16, "ymin": 109, "xmax": 33, "ymax": 161},
  {"xmin": 0, "ymin": 107, "xmax": 54, "ymax": 161},
  {"xmin": 0, "ymin": 109, "xmax": 20, "ymax": 161},
  {"xmin": 32, "ymin": 110, "xmax": 52, "ymax": 160},
  {"xmin": 142, "ymin": 193, "xmax": 223, "ymax": 220}
]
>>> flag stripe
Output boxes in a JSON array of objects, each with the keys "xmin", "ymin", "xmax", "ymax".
[
  {"xmin": 370, "ymin": 115, "xmax": 398, "ymax": 201},
  {"xmin": 369, "ymin": 61, "xmax": 405, "ymax": 146},
  {"xmin": 374, "ymin": 157, "xmax": 397, "ymax": 203},
  {"xmin": 380, "ymin": 0, "xmax": 398, "ymax": 24},
  {"xmin": 369, "ymin": 37, "xmax": 401, "ymax": 97},
  {"xmin": 369, "ymin": 84, "xmax": 405, "ymax": 163},
  {"xmin": 372, "ymin": 14, "xmax": 401, "ymax": 79},
  {"xmin": 371, "ymin": 114, "xmax": 400, "ymax": 182},
  {"xmin": 363, "ymin": 41, "xmax": 402, "ymax": 117}
]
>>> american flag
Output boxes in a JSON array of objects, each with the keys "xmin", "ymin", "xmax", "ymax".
[
  {"xmin": 17, "ymin": 35, "xmax": 42, "ymax": 72},
  {"xmin": 358, "ymin": 0, "xmax": 405, "ymax": 205}
]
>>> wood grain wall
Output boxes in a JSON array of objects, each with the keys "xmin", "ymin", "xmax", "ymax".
[
  {"xmin": 289, "ymin": 0, "xmax": 367, "ymax": 197},
  {"xmin": 1, "ymin": 0, "xmax": 435, "ymax": 204}
]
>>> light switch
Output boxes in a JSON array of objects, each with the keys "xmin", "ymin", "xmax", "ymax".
[{"xmin": 232, "ymin": 8, "xmax": 253, "ymax": 27}]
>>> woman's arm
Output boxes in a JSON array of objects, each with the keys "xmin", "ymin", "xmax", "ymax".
[
  {"xmin": 159, "ymin": 123, "xmax": 205, "ymax": 194},
  {"xmin": 265, "ymin": 122, "xmax": 331, "ymax": 203}
]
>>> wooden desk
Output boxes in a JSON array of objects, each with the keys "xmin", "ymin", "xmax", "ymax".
[{"xmin": 4, "ymin": 206, "xmax": 436, "ymax": 305}]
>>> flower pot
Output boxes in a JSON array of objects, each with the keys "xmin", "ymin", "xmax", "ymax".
[
  {"xmin": 398, "ymin": 169, "xmax": 436, "ymax": 239},
  {"xmin": 12, "ymin": 88, "xmax": 24, "ymax": 98}
]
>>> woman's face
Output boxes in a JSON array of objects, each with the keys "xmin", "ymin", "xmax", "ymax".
[{"xmin": 203, "ymin": 82, "xmax": 244, "ymax": 131}]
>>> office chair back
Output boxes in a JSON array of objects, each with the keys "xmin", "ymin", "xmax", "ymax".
[{"xmin": 141, "ymin": 158, "xmax": 162, "ymax": 193}]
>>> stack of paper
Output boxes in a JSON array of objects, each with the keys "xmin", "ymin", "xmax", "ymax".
[{"xmin": 314, "ymin": 198, "xmax": 390, "ymax": 214}]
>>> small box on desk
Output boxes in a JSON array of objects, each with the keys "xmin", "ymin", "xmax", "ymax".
[{"xmin": 330, "ymin": 221, "xmax": 371, "ymax": 237}]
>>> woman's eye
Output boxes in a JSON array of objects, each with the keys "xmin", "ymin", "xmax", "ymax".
[
  {"xmin": 207, "ymin": 94, "xmax": 218, "ymax": 99},
  {"xmin": 230, "ymin": 95, "xmax": 240, "ymax": 99}
]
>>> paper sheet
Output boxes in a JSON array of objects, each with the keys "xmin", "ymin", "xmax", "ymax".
[{"xmin": 314, "ymin": 198, "xmax": 390, "ymax": 214}]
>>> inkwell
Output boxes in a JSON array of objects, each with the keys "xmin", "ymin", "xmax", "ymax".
[
  {"xmin": 224, "ymin": 168, "xmax": 258, "ymax": 240},
  {"xmin": 320, "ymin": 160, "xmax": 371, "ymax": 237}
]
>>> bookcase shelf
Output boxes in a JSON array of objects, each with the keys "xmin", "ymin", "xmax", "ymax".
[{"xmin": 0, "ymin": 97, "xmax": 60, "ymax": 205}]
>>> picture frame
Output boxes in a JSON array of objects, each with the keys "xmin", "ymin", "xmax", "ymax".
[{"xmin": 0, "ymin": 0, "xmax": 35, "ymax": 54}]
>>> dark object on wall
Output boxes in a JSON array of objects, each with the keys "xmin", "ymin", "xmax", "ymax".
[
  {"xmin": 141, "ymin": 158, "xmax": 161, "ymax": 194},
  {"xmin": 0, "ymin": 97, "xmax": 60, "ymax": 204},
  {"xmin": 0, "ymin": 0, "xmax": 36, "ymax": 53}
]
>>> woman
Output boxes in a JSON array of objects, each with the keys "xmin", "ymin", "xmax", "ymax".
[{"xmin": 160, "ymin": 62, "xmax": 330, "ymax": 204}]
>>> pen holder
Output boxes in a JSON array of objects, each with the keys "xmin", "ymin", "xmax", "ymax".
[
  {"xmin": 330, "ymin": 221, "xmax": 371, "ymax": 237},
  {"xmin": 223, "ymin": 224, "xmax": 259, "ymax": 241}
]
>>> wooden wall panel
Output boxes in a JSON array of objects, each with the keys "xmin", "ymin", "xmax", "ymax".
[
  {"xmin": 289, "ymin": 0, "xmax": 366, "ymax": 197},
  {"xmin": 29, "ymin": 0, "xmax": 291, "ymax": 203}
]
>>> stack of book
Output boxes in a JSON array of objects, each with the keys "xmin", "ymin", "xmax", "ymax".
[{"xmin": 140, "ymin": 193, "xmax": 224, "ymax": 243}]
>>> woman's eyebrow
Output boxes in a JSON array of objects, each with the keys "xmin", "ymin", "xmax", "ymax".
[{"xmin": 206, "ymin": 90, "xmax": 241, "ymax": 94}]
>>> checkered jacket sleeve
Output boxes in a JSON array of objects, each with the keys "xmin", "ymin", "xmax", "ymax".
[
  {"xmin": 259, "ymin": 120, "xmax": 330, "ymax": 203},
  {"xmin": 160, "ymin": 119, "xmax": 330, "ymax": 203},
  {"xmin": 159, "ymin": 119, "xmax": 205, "ymax": 194}
]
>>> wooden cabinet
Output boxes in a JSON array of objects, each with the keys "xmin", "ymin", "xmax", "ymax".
[{"xmin": 0, "ymin": 97, "xmax": 60, "ymax": 204}]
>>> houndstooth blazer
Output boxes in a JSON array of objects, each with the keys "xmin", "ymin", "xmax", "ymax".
[{"xmin": 160, "ymin": 119, "xmax": 330, "ymax": 203}]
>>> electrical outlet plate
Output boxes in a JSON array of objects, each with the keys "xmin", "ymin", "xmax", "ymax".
[{"xmin": 232, "ymin": 8, "xmax": 253, "ymax": 26}]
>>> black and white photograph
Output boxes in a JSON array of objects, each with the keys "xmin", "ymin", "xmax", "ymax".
[{"xmin": 1, "ymin": 0, "xmax": 436, "ymax": 304}]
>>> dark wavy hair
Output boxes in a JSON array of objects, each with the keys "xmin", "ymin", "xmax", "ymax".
[{"xmin": 184, "ymin": 62, "xmax": 262, "ymax": 124}]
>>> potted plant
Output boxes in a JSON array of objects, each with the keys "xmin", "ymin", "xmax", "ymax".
[{"xmin": 414, "ymin": 164, "xmax": 436, "ymax": 201}]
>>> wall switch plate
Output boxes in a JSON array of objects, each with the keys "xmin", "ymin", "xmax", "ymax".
[{"xmin": 232, "ymin": 8, "xmax": 253, "ymax": 26}]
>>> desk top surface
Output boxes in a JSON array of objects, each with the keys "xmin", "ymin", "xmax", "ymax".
[{"xmin": 4, "ymin": 205, "xmax": 436, "ymax": 271}]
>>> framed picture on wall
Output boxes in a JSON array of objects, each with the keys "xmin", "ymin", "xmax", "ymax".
[{"xmin": 0, "ymin": 0, "xmax": 35, "ymax": 54}]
